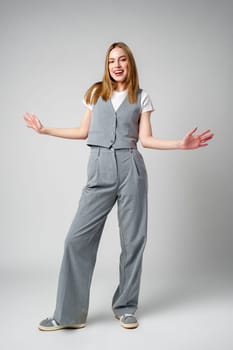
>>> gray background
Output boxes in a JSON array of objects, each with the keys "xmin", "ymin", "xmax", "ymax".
[{"xmin": 0, "ymin": 0, "xmax": 232, "ymax": 349}]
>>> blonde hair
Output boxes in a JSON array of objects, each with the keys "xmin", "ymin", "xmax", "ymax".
[{"xmin": 84, "ymin": 42, "xmax": 140, "ymax": 105}]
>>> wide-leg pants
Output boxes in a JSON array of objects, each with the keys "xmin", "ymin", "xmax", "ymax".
[{"xmin": 53, "ymin": 145, "xmax": 148, "ymax": 325}]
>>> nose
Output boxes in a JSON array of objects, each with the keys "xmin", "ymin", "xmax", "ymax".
[{"xmin": 114, "ymin": 59, "xmax": 121, "ymax": 67}]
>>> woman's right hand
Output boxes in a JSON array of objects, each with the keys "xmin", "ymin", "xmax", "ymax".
[{"xmin": 23, "ymin": 112, "xmax": 46, "ymax": 134}]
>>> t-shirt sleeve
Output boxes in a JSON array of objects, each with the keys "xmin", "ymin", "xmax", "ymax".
[
  {"xmin": 82, "ymin": 98, "xmax": 93, "ymax": 110},
  {"xmin": 82, "ymin": 86, "xmax": 98, "ymax": 110},
  {"xmin": 141, "ymin": 90, "xmax": 155, "ymax": 113}
]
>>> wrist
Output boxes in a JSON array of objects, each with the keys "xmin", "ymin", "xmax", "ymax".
[
  {"xmin": 39, "ymin": 127, "xmax": 48, "ymax": 135},
  {"xmin": 178, "ymin": 139, "xmax": 185, "ymax": 149}
]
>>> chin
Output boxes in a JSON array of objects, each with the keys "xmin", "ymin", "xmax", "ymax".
[{"xmin": 115, "ymin": 77, "xmax": 127, "ymax": 83}]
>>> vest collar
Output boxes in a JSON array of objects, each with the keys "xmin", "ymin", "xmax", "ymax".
[{"xmin": 108, "ymin": 94, "xmax": 128, "ymax": 114}]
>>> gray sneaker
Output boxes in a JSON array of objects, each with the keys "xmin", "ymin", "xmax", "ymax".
[
  {"xmin": 38, "ymin": 317, "xmax": 86, "ymax": 331},
  {"xmin": 115, "ymin": 313, "xmax": 138, "ymax": 329}
]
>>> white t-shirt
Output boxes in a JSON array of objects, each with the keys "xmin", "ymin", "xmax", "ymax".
[{"xmin": 83, "ymin": 89, "xmax": 155, "ymax": 113}]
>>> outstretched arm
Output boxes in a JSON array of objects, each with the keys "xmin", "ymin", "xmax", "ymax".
[
  {"xmin": 23, "ymin": 108, "xmax": 92, "ymax": 140},
  {"xmin": 139, "ymin": 112, "xmax": 214, "ymax": 150}
]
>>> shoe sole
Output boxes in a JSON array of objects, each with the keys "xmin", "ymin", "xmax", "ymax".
[
  {"xmin": 114, "ymin": 315, "xmax": 138, "ymax": 329},
  {"xmin": 38, "ymin": 323, "xmax": 86, "ymax": 331},
  {"xmin": 120, "ymin": 322, "xmax": 138, "ymax": 329}
]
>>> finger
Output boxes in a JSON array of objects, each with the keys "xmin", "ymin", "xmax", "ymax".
[
  {"xmin": 26, "ymin": 112, "xmax": 36, "ymax": 120},
  {"xmin": 198, "ymin": 129, "xmax": 211, "ymax": 137},
  {"xmin": 200, "ymin": 134, "xmax": 214, "ymax": 142},
  {"xmin": 23, "ymin": 116, "xmax": 33, "ymax": 122},
  {"xmin": 31, "ymin": 114, "xmax": 40, "ymax": 124},
  {"xmin": 35, "ymin": 119, "xmax": 42, "ymax": 129},
  {"xmin": 24, "ymin": 114, "xmax": 33, "ymax": 121},
  {"xmin": 187, "ymin": 127, "xmax": 198, "ymax": 137},
  {"xmin": 24, "ymin": 120, "xmax": 33, "ymax": 127},
  {"xmin": 32, "ymin": 116, "xmax": 41, "ymax": 127},
  {"xmin": 31, "ymin": 115, "xmax": 38, "ymax": 123},
  {"xmin": 201, "ymin": 135, "xmax": 214, "ymax": 142},
  {"xmin": 25, "ymin": 112, "xmax": 32, "ymax": 117}
]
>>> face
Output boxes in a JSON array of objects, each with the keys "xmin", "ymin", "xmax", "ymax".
[{"xmin": 108, "ymin": 47, "xmax": 129, "ymax": 84}]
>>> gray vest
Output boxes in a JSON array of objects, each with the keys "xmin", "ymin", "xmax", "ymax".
[{"xmin": 86, "ymin": 89, "xmax": 142, "ymax": 149}]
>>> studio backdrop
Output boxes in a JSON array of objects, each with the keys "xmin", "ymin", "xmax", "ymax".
[{"xmin": 0, "ymin": 0, "xmax": 232, "ymax": 293}]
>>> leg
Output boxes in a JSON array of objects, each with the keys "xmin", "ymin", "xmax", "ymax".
[
  {"xmin": 112, "ymin": 149, "xmax": 148, "ymax": 317},
  {"xmin": 53, "ymin": 147, "xmax": 118, "ymax": 325}
]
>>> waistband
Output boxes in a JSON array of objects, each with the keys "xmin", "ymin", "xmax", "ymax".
[{"xmin": 89, "ymin": 145, "xmax": 137, "ymax": 153}]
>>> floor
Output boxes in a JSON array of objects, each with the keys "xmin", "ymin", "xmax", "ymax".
[{"xmin": 1, "ymin": 270, "xmax": 232, "ymax": 350}]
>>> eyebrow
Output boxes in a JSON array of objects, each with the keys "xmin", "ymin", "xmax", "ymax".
[{"xmin": 108, "ymin": 55, "xmax": 127, "ymax": 61}]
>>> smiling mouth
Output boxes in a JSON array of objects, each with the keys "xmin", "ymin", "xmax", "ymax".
[{"xmin": 113, "ymin": 70, "xmax": 124, "ymax": 75}]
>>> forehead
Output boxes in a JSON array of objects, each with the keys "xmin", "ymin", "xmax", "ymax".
[{"xmin": 109, "ymin": 47, "xmax": 127, "ymax": 59}]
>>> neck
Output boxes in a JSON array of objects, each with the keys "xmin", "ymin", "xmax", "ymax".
[{"xmin": 114, "ymin": 82, "xmax": 127, "ymax": 92}]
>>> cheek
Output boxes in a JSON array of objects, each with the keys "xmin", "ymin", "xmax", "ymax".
[
  {"xmin": 108, "ymin": 67, "xmax": 115, "ymax": 80},
  {"xmin": 124, "ymin": 62, "xmax": 129, "ymax": 71},
  {"xmin": 108, "ymin": 66, "xmax": 113, "ymax": 75}
]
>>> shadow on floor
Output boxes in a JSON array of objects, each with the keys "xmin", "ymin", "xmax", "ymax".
[{"xmin": 138, "ymin": 277, "xmax": 232, "ymax": 318}]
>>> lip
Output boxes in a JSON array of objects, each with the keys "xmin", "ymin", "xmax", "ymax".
[{"xmin": 113, "ymin": 70, "xmax": 124, "ymax": 74}]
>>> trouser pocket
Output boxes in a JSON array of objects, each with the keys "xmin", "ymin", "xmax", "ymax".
[
  {"xmin": 131, "ymin": 149, "xmax": 148, "ymax": 179},
  {"xmin": 86, "ymin": 147, "xmax": 99, "ymax": 187}
]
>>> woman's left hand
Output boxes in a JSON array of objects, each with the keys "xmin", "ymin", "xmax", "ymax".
[{"xmin": 180, "ymin": 127, "xmax": 214, "ymax": 150}]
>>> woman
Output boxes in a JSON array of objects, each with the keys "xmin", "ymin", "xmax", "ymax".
[{"xmin": 23, "ymin": 42, "xmax": 214, "ymax": 330}]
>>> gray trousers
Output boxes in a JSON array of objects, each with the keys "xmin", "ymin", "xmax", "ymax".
[{"xmin": 53, "ymin": 146, "xmax": 148, "ymax": 325}]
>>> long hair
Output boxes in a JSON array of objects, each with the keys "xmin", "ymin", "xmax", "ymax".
[{"xmin": 84, "ymin": 42, "xmax": 140, "ymax": 105}]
